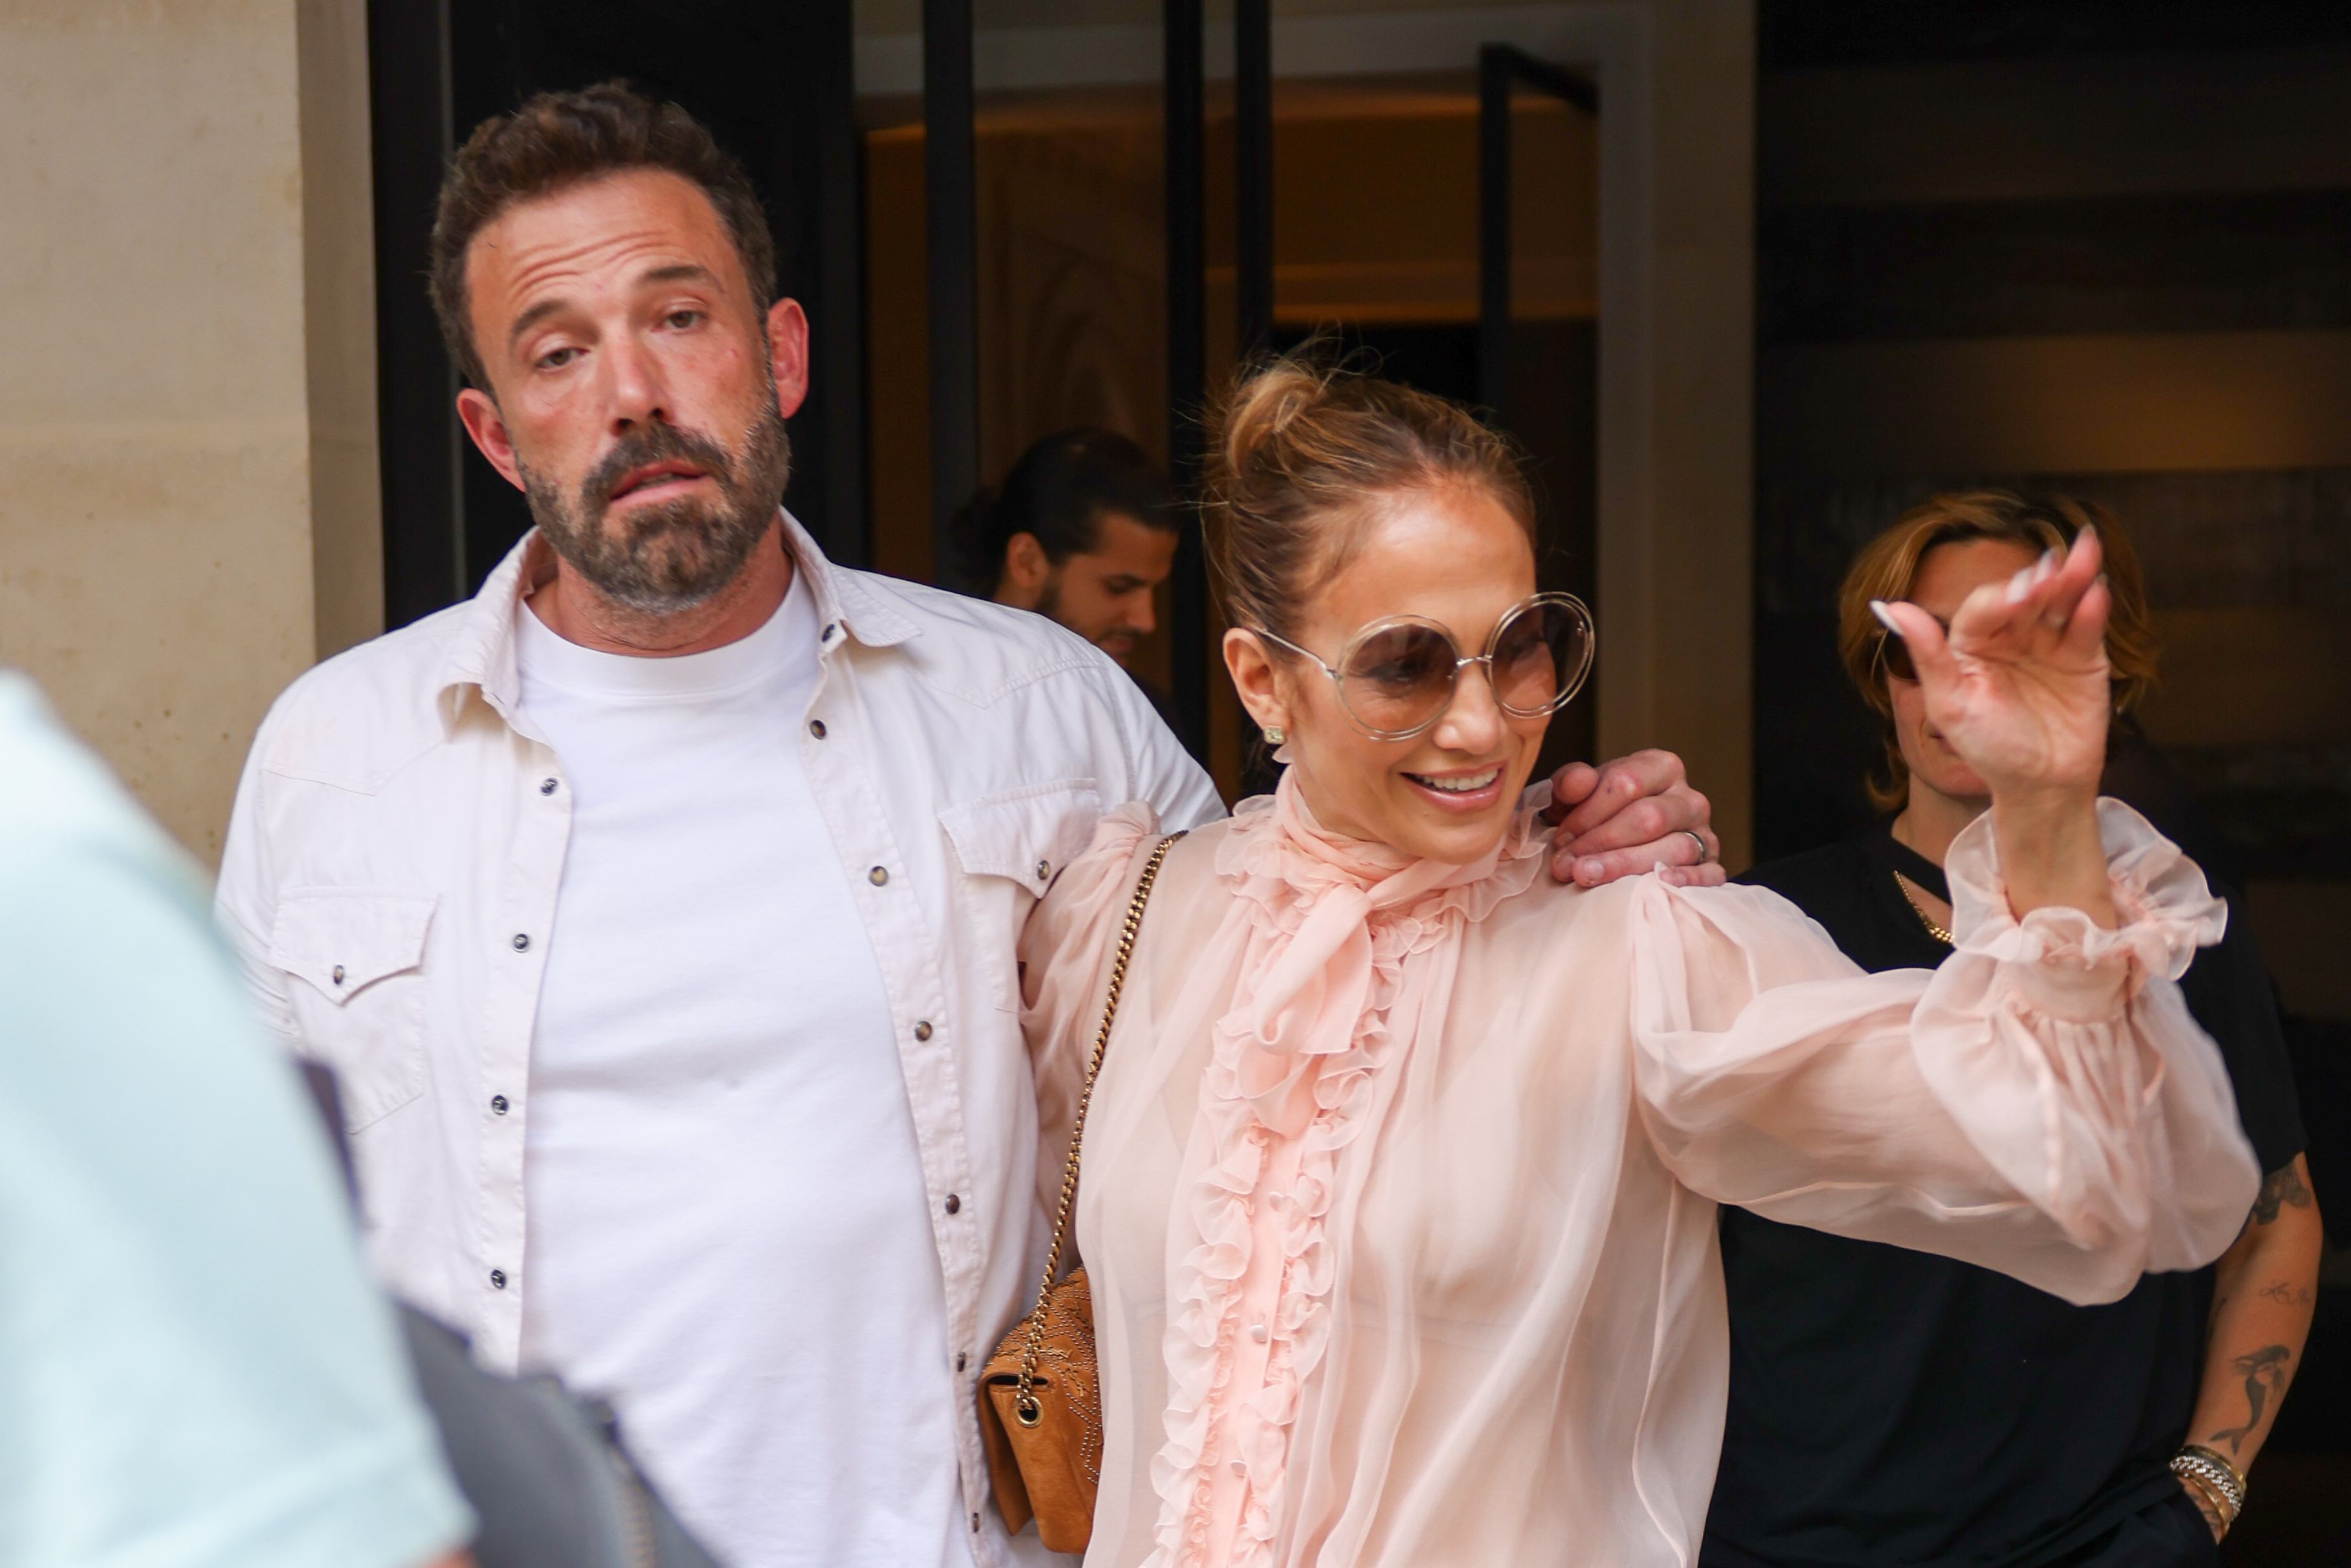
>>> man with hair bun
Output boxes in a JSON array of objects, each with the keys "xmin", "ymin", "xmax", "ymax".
[
  {"xmin": 214, "ymin": 82, "xmax": 1720, "ymax": 1568},
  {"xmin": 949, "ymin": 426, "xmax": 1184, "ymax": 724}
]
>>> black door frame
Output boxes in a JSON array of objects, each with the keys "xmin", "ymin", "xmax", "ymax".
[{"xmin": 1479, "ymin": 42, "xmax": 1598, "ymax": 423}]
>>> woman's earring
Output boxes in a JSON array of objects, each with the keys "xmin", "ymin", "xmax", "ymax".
[{"xmin": 1263, "ymin": 725, "xmax": 1286, "ymax": 745}]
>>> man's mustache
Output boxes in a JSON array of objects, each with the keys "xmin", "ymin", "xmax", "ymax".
[{"xmin": 581, "ymin": 426, "xmax": 736, "ymax": 512}]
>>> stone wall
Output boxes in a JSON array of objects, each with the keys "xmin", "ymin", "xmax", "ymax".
[{"xmin": 0, "ymin": 0, "xmax": 379, "ymax": 866}]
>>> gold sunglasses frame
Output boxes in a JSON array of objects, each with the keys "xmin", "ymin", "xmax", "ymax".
[{"xmin": 1249, "ymin": 591, "xmax": 1597, "ymax": 742}]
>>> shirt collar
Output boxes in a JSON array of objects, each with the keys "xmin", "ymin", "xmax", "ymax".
[{"xmin": 429, "ymin": 508, "xmax": 916, "ymax": 733}]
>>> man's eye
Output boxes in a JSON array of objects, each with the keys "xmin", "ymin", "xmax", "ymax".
[
  {"xmin": 664, "ymin": 309, "xmax": 701, "ymax": 329},
  {"xmin": 536, "ymin": 346, "xmax": 579, "ymax": 370}
]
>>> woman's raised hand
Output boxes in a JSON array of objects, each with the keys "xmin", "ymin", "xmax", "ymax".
[
  {"xmin": 1873, "ymin": 527, "xmax": 2112, "ymax": 805},
  {"xmin": 1874, "ymin": 528, "xmax": 2117, "ymax": 925}
]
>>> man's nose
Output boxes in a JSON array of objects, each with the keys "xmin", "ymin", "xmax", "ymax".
[
  {"xmin": 600, "ymin": 330, "xmax": 673, "ymax": 429},
  {"xmin": 1127, "ymin": 591, "xmax": 1156, "ymax": 636}
]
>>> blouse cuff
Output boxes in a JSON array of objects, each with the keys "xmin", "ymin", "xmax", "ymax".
[{"xmin": 1945, "ymin": 798, "xmax": 2227, "ymax": 1022}]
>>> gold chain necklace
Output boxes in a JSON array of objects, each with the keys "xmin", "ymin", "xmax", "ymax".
[{"xmin": 1893, "ymin": 870, "xmax": 1954, "ymax": 946}]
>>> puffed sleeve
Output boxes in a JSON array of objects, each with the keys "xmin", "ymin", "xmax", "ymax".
[
  {"xmin": 1632, "ymin": 799, "xmax": 2261, "ymax": 1305},
  {"xmin": 1018, "ymin": 801, "xmax": 1165, "ymax": 1218}
]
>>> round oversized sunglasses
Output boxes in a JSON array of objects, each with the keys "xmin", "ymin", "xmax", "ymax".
[{"xmin": 1250, "ymin": 592, "xmax": 1596, "ymax": 741}]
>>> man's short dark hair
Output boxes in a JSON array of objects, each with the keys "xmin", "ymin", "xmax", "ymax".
[
  {"xmin": 948, "ymin": 428, "xmax": 1176, "ymax": 595},
  {"xmin": 428, "ymin": 81, "xmax": 777, "ymax": 391}
]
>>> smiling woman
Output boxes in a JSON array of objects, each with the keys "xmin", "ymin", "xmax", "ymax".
[
  {"xmin": 1006, "ymin": 350, "xmax": 2265, "ymax": 1568},
  {"xmin": 1207, "ymin": 352, "xmax": 1570, "ymax": 864}
]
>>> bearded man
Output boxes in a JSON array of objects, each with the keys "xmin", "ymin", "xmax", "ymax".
[{"xmin": 215, "ymin": 84, "xmax": 1721, "ymax": 1568}]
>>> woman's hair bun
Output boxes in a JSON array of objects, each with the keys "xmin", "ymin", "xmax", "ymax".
[{"xmin": 1201, "ymin": 340, "xmax": 1535, "ymax": 641}]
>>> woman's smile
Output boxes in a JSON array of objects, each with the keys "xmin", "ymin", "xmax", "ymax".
[{"xmin": 1400, "ymin": 762, "xmax": 1507, "ymax": 810}]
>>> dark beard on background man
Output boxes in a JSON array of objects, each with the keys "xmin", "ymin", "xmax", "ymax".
[{"xmin": 521, "ymin": 397, "xmax": 792, "ymax": 616}]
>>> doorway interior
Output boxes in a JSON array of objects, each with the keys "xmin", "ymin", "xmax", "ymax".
[{"xmin": 859, "ymin": 56, "xmax": 1599, "ymax": 801}]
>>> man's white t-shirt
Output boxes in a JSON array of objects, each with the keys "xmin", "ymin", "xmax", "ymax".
[{"xmin": 514, "ymin": 571, "xmax": 967, "ymax": 1568}]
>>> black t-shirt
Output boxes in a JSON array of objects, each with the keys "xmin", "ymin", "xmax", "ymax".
[{"xmin": 1700, "ymin": 813, "xmax": 2304, "ymax": 1568}]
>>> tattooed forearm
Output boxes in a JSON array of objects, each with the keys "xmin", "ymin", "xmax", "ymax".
[
  {"xmin": 2257, "ymin": 1279, "xmax": 2316, "ymax": 1308},
  {"xmin": 2209, "ymin": 1344, "xmax": 2293, "ymax": 1453},
  {"xmin": 2250, "ymin": 1164, "xmax": 2314, "ymax": 1226}
]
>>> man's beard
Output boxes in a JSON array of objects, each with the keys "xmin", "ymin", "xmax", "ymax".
[{"xmin": 519, "ymin": 397, "xmax": 792, "ymax": 616}]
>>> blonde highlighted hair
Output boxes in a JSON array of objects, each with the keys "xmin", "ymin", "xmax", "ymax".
[
  {"xmin": 1839, "ymin": 490, "xmax": 2161, "ymax": 811},
  {"xmin": 1201, "ymin": 344, "xmax": 1537, "ymax": 643}
]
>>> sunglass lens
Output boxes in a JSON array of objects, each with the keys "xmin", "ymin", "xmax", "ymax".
[
  {"xmin": 1879, "ymin": 632, "xmax": 1917, "ymax": 682},
  {"xmin": 1493, "ymin": 599, "xmax": 1594, "ymax": 716},
  {"xmin": 1340, "ymin": 623, "xmax": 1457, "ymax": 734}
]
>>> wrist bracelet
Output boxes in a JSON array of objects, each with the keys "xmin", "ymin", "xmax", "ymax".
[
  {"xmin": 2180, "ymin": 1443, "xmax": 2248, "ymax": 1500},
  {"xmin": 2171, "ymin": 1448, "xmax": 2245, "ymax": 1527},
  {"xmin": 2176, "ymin": 1467, "xmax": 2233, "ymax": 1538}
]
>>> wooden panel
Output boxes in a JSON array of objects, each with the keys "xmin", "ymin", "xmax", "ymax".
[
  {"xmin": 1757, "ymin": 468, "xmax": 2351, "ymax": 614},
  {"xmin": 1762, "ymin": 1, "xmax": 2351, "ymax": 70},
  {"xmin": 1762, "ymin": 50, "xmax": 2351, "ymax": 207},
  {"xmin": 2140, "ymin": 609, "xmax": 2351, "ymax": 749},
  {"xmin": 1760, "ymin": 331, "xmax": 2351, "ymax": 477},
  {"xmin": 1762, "ymin": 191, "xmax": 2351, "ymax": 344},
  {"xmin": 2246, "ymin": 881, "xmax": 2351, "ymax": 1019}
]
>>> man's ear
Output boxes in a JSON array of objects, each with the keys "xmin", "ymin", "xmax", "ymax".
[
  {"xmin": 1000, "ymin": 532, "xmax": 1051, "ymax": 605},
  {"xmin": 1223, "ymin": 627, "xmax": 1289, "ymax": 735},
  {"xmin": 767, "ymin": 297, "xmax": 811, "ymax": 419},
  {"xmin": 456, "ymin": 387, "xmax": 526, "ymax": 492}
]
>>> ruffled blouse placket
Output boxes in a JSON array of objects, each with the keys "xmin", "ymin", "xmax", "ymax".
[{"xmin": 1148, "ymin": 786, "xmax": 1550, "ymax": 1568}]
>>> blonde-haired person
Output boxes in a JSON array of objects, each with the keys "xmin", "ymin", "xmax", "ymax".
[
  {"xmin": 1703, "ymin": 493, "xmax": 2320, "ymax": 1568},
  {"xmin": 1013, "ymin": 359, "xmax": 2261, "ymax": 1568}
]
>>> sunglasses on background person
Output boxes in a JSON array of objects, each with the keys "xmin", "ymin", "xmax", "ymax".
[
  {"xmin": 1250, "ymin": 592, "xmax": 1596, "ymax": 742},
  {"xmin": 1873, "ymin": 611, "xmax": 1954, "ymax": 684}
]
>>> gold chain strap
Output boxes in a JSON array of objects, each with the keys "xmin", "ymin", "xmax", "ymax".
[{"xmin": 1014, "ymin": 831, "xmax": 1183, "ymax": 1427}]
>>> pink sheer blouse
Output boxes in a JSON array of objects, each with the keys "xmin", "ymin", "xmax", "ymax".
[{"xmin": 1017, "ymin": 777, "xmax": 2259, "ymax": 1568}]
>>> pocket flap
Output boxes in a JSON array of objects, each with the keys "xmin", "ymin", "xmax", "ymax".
[
  {"xmin": 268, "ymin": 889, "xmax": 437, "ymax": 1002},
  {"xmin": 939, "ymin": 780, "xmax": 1104, "ymax": 892}
]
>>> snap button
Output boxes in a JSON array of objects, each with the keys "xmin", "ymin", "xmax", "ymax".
[
  {"xmin": 1035, "ymin": 859, "xmax": 1050, "ymax": 881},
  {"xmin": 956, "ymin": 1352, "xmax": 968, "ymax": 1372},
  {"xmin": 540, "ymin": 777, "xmax": 558, "ymax": 795},
  {"xmin": 944, "ymin": 1193, "xmax": 962, "ymax": 1215},
  {"xmin": 914, "ymin": 1020, "xmax": 933, "ymax": 1041},
  {"xmin": 512, "ymin": 933, "xmax": 531, "ymax": 952},
  {"xmin": 489, "ymin": 1268, "xmax": 507, "ymax": 1289},
  {"xmin": 331, "ymin": 964, "xmax": 346, "ymax": 985},
  {"xmin": 490, "ymin": 1094, "xmax": 509, "ymax": 1115},
  {"xmin": 808, "ymin": 719, "xmax": 827, "ymax": 739},
  {"xmin": 868, "ymin": 866, "xmax": 889, "ymax": 886}
]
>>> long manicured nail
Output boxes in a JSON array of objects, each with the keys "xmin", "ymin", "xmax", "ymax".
[
  {"xmin": 2005, "ymin": 567, "xmax": 2034, "ymax": 603},
  {"xmin": 1870, "ymin": 599, "xmax": 1903, "ymax": 634}
]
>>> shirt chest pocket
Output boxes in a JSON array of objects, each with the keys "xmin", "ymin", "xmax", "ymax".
[
  {"xmin": 940, "ymin": 780, "xmax": 1103, "ymax": 1010},
  {"xmin": 268, "ymin": 889, "xmax": 436, "ymax": 1131}
]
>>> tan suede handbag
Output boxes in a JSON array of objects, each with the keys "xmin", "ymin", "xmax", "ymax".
[{"xmin": 979, "ymin": 830, "xmax": 1183, "ymax": 1555}]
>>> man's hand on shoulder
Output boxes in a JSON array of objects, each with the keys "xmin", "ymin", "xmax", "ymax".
[{"xmin": 1542, "ymin": 750, "xmax": 1723, "ymax": 888}]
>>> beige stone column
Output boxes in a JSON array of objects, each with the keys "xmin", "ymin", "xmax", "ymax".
[
  {"xmin": 0, "ymin": 0, "xmax": 383, "ymax": 866},
  {"xmin": 1583, "ymin": 0, "xmax": 1758, "ymax": 867}
]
